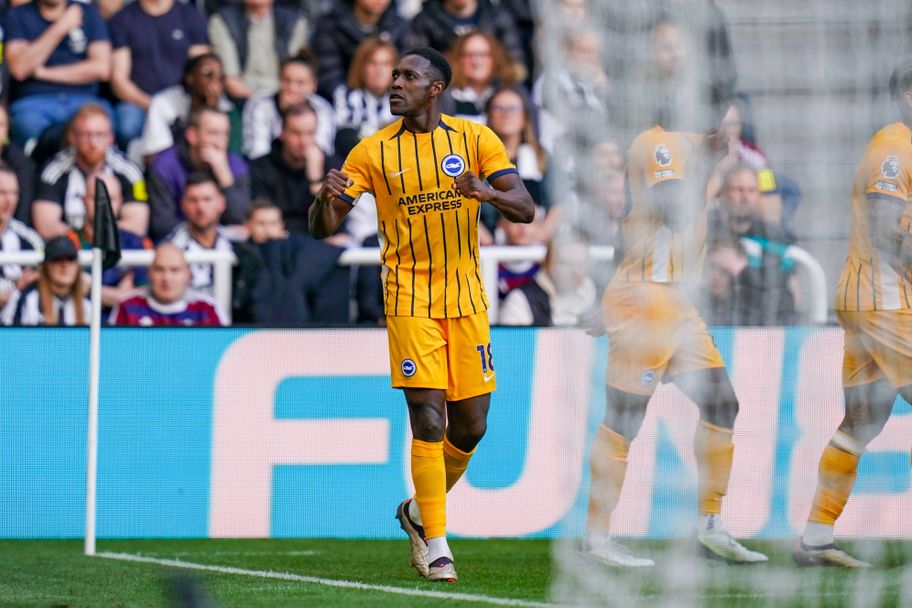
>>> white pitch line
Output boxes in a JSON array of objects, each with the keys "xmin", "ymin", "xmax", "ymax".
[
  {"xmin": 96, "ymin": 552, "xmax": 554, "ymax": 608},
  {"xmin": 168, "ymin": 550, "xmax": 320, "ymax": 557}
]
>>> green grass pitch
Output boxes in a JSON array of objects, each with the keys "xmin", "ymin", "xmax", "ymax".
[{"xmin": 0, "ymin": 539, "xmax": 909, "ymax": 607}]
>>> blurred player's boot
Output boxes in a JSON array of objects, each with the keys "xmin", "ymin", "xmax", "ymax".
[
  {"xmin": 580, "ymin": 535, "xmax": 654, "ymax": 567},
  {"xmin": 395, "ymin": 499, "xmax": 429, "ymax": 577},
  {"xmin": 792, "ymin": 541, "xmax": 871, "ymax": 568},
  {"xmin": 697, "ymin": 515, "xmax": 768, "ymax": 564}
]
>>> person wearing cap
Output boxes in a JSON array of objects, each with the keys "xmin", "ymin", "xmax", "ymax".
[{"xmin": 1, "ymin": 236, "xmax": 90, "ymax": 326}]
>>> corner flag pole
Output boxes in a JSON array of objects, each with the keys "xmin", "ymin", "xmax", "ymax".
[
  {"xmin": 85, "ymin": 246, "xmax": 103, "ymax": 556},
  {"xmin": 84, "ymin": 177, "xmax": 121, "ymax": 556}
]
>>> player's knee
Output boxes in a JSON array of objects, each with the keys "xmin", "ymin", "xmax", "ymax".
[
  {"xmin": 702, "ymin": 398, "xmax": 739, "ymax": 429},
  {"xmin": 409, "ymin": 404, "xmax": 446, "ymax": 442},
  {"xmin": 458, "ymin": 418, "xmax": 487, "ymax": 447}
]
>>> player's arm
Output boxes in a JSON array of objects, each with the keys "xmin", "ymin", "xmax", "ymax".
[
  {"xmin": 655, "ymin": 131, "xmax": 728, "ymax": 232},
  {"xmin": 308, "ymin": 169, "xmax": 356, "ymax": 238},
  {"xmin": 868, "ymin": 196, "xmax": 912, "ymax": 274},
  {"xmin": 453, "ymin": 171, "xmax": 535, "ymax": 223}
]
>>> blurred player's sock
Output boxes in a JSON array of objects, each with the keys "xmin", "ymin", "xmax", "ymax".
[
  {"xmin": 694, "ymin": 421, "xmax": 733, "ymax": 515},
  {"xmin": 807, "ymin": 431, "xmax": 863, "ymax": 528},
  {"xmin": 587, "ymin": 425, "xmax": 629, "ymax": 535},
  {"xmin": 802, "ymin": 522, "xmax": 834, "ymax": 546},
  {"xmin": 411, "ymin": 439, "xmax": 446, "ymax": 539},
  {"xmin": 442, "ymin": 435, "xmax": 475, "ymax": 491}
]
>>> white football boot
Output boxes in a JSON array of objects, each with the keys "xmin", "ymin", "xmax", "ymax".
[{"xmin": 697, "ymin": 515, "xmax": 768, "ymax": 564}]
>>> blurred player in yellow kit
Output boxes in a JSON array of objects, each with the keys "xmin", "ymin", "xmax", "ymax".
[
  {"xmin": 794, "ymin": 62, "xmax": 912, "ymax": 569},
  {"xmin": 309, "ymin": 47, "xmax": 534, "ymax": 582},
  {"xmin": 583, "ymin": 118, "xmax": 769, "ymax": 566}
]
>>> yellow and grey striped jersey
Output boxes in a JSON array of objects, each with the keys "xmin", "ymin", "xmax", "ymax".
[
  {"xmin": 836, "ymin": 121, "xmax": 912, "ymax": 311},
  {"xmin": 340, "ymin": 115, "xmax": 517, "ymax": 318},
  {"xmin": 614, "ymin": 126, "xmax": 708, "ymax": 284}
]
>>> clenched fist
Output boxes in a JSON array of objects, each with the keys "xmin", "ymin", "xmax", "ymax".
[{"xmin": 453, "ymin": 171, "xmax": 495, "ymax": 202}]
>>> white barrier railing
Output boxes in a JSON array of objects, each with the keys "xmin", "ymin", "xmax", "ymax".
[
  {"xmin": 341, "ymin": 243, "xmax": 828, "ymax": 324},
  {"xmin": 0, "ymin": 243, "xmax": 827, "ymax": 325},
  {"xmin": 339, "ymin": 245, "xmax": 617, "ymax": 322}
]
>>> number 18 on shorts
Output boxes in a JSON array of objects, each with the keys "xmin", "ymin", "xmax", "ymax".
[{"xmin": 387, "ymin": 312, "xmax": 496, "ymax": 400}]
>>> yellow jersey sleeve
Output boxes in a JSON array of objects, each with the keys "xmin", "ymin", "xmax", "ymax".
[
  {"xmin": 476, "ymin": 124, "xmax": 517, "ymax": 182},
  {"xmin": 864, "ymin": 140, "xmax": 912, "ymax": 203},
  {"xmin": 340, "ymin": 139, "xmax": 374, "ymax": 205}
]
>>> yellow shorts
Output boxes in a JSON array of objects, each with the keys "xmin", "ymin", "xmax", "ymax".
[
  {"xmin": 838, "ymin": 309, "xmax": 912, "ymax": 388},
  {"xmin": 386, "ymin": 312, "xmax": 496, "ymax": 401},
  {"xmin": 602, "ymin": 282, "xmax": 725, "ymax": 396}
]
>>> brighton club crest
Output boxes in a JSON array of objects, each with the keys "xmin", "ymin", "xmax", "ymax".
[{"xmin": 441, "ymin": 154, "xmax": 466, "ymax": 177}]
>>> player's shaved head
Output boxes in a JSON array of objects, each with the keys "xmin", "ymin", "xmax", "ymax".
[{"xmin": 401, "ymin": 47, "xmax": 452, "ymax": 88}]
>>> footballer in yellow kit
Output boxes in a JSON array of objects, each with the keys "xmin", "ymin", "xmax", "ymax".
[
  {"xmin": 582, "ymin": 124, "xmax": 769, "ymax": 567},
  {"xmin": 309, "ymin": 47, "xmax": 534, "ymax": 583},
  {"xmin": 795, "ymin": 62, "xmax": 912, "ymax": 569}
]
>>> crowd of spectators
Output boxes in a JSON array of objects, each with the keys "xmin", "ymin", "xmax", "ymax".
[{"xmin": 0, "ymin": 0, "xmax": 811, "ymax": 327}]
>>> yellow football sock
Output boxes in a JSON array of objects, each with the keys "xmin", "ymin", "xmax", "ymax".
[
  {"xmin": 808, "ymin": 431, "xmax": 863, "ymax": 526},
  {"xmin": 443, "ymin": 435, "xmax": 475, "ymax": 492},
  {"xmin": 694, "ymin": 421, "xmax": 734, "ymax": 515},
  {"xmin": 411, "ymin": 439, "xmax": 447, "ymax": 538},
  {"xmin": 587, "ymin": 425, "xmax": 629, "ymax": 535}
]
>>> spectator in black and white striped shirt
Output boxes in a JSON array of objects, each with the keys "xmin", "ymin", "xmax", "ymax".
[
  {"xmin": 332, "ymin": 36, "xmax": 396, "ymax": 157},
  {"xmin": 0, "ymin": 165, "xmax": 42, "ymax": 309},
  {"xmin": 1, "ymin": 236, "xmax": 89, "ymax": 326},
  {"xmin": 31, "ymin": 104, "xmax": 149, "ymax": 241},
  {"xmin": 242, "ymin": 55, "xmax": 336, "ymax": 160}
]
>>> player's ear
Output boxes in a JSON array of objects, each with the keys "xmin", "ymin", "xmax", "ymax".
[{"xmin": 429, "ymin": 80, "xmax": 445, "ymax": 99}]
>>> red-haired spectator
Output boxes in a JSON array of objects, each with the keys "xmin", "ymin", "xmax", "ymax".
[{"xmin": 32, "ymin": 104, "xmax": 148, "ymax": 240}]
